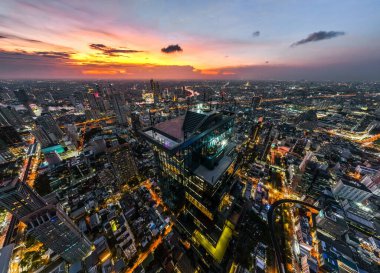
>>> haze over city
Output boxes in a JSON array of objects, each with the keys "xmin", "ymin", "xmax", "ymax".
[{"xmin": 0, "ymin": 0, "xmax": 380, "ymax": 80}]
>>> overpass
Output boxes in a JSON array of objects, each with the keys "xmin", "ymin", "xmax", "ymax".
[{"xmin": 267, "ymin": 199, "xmax": 320, "ymax": 273}]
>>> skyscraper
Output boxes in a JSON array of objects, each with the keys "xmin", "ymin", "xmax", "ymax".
[
  {"xmin": 0, "ymin": 178, "xmax": 47, "ymax": 220},
  {"xmin": 140, "ymin": 108, "xmax": 236, "ymax": 266},
  {"xmin": 86, "ymin": 92, "xmax": 106, "ymax": 113},
  {"xmin": 0, "ymin": 126, "xmax": 22, "ymax": 148},
  {"xmin": 35, "ymin": 112, "xmax": 64, "ymax": 143},
  {"xmin": 32, "ymin": 126, "xmax": 56, "ymax": 148},
  {"xmin": 0, "ymin": 106, "xmax": 24, "ymax": 127},
  {"xmin": 108, "ymin": 144, "xmax": 138, "ymax": 185},
  {"xmin": 150, "ymin": 79, "xmax": 161, "ymax": 104},
  {"xmin": 110, "ymin": 92, "xmax": 128, "ymax": 125},
  {"xmin": 131, "ymin": 112, "xmax": 142, "ymax": 132},
  {"xmin": 21, "ymin": 205, "xmax": 92, "ymax": 264}
]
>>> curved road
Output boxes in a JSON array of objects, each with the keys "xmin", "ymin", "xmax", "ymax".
[{"xmin": 267, "ymin": 199, "xmax": 320, "ymax": 273}]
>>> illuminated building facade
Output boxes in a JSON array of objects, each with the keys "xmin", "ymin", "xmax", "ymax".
[
  {"xmin": 108, "ymin": 144, "xmax": 139, "ymax": 185},
  {"xmin": 21, "ymin": 205, "xmax": 92, "ymax": 264},
  {"xmin": 141, "ymin": 108, "xmax": 236, "ymax": 266},
  {"xmin": 0, "ymin": 178, "xmax": 47, "ymax": 220},
  {"xmin": 33, "ymin": 111, "xmax": 64, "ymax": 148},
  {"xmin": 0, "ymin": 178, "xmax": 92, "ymax": 264}
]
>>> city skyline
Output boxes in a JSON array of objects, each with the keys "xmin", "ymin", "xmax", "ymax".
[{"xmin": 1, "ymin": 0, "xmax": 380, "ymax": 80}]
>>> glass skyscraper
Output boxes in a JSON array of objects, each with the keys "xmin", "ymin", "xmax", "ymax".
[{"xmin": 141, "ymin": 107, "xmax": 237, "ymax": 267}]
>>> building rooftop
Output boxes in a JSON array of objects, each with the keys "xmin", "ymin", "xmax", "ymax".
[
  {"xmin": 141, "ymin": 108, "xmax": 234, "ymax": 151},
  {"xmin": 194, "ymin": 155, "xmax": 233, "ymax": 186},
  {"xmin": 341, "ymin": 178, "xmax": 372, "ymax": 193}
]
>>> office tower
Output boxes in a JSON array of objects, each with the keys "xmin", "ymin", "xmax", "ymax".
[
  {"xmin": 0, "ymin": 178, "xmax": 47, "ymax": 220},
  {"xmin": 21, "ymin": 205, "xmax": 92, "ymax": 264},
  {"xmin": 0, "ymin": 126, "xmax": 22, "ymax": 147},
  {"xmin": 0, "ymin": 106, "xmax": 24, "ymax": 127},
  {"xmin": 36, "ymin": 112, "xmax": 64, "ymax": 141},
  {"xmin": 140, "ymin": 108, "xmax": 236, "ymax": 266},
  {"xmin": 86, "ymin": 92, "xmax": 106, "ymax": 113},
  {"xmin": 110, "ymin": 92, "xmax": 128, "ymax": 125},
  {"xmin": 131, "ymin": 112, "xmax": 142, "ymax": 132},
  {"xmin": 32, "ymin": 126, "xmax": 56, "ymax": 148},
  {"xmin": 150, "ymin": 79, "xmax": 161, "ymax": 104},
  {"xmin": 108, "ymin": 144, "xmax": 138, "ymax": 185}
]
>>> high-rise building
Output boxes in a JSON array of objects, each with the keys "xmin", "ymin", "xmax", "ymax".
[
  {"xmin": 108, "ymin": 144, "xmax": 138, "ymax": 185},
  {"xmin": 0, "ymin": 106, "xmax": 24, "ymax": 127},
  {"xmin": 0, "ymin": 178, "xmax": 47, "ymax": 220},
  {"xmin": 131, "ymin": 112, "xmax": 142, "ymax": 132},
  {"xmin": 21, "ymin": 205, "xmax": 92, "ymax": 264},
  {"xmin": 86, "ymin": 92, "xmax": 106, "ymax": 113},
  {"xmin": 150, "ymin": 79, "xmax": 161, "ymax": 104},
  {"xmin": 32, "ymin": 126, "xmax": 56, "ymax": 148},
  {"xmin": 110, "ymin": 92, "xmax": 128, "ymax": 125},
  {"xmin": 0, "ymin": 126, "xmax": 22, "ymax": 148},
  {"xmin": 140, "ymin": 108, "xmax": 236, "ymax": 266},
  {"xmin": 36, "ymin": 112, "xmax": 64, "ymax": 141}
]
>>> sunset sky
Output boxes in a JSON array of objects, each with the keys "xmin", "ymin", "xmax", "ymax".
[{"xmin": 0, "ymin": 0, "xmax": 379, "ymax": 80}]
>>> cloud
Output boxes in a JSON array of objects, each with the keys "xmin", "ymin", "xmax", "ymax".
[
  {"xmin": 33, "ymin": 51, "xmax": 71, "ymax": 58},
  {"xmin": 89, "ymin": 43, "xmax": 143, "ymax": 56},
  {"xmin": 252, "ymin": 31, "xmax": 260, "ymax": 37},
  {"xmin": 291, "ymin": 31, "xmax": 345, "ymax": 47},
  {"xmin": 0, "ymin": 32, "xmax": 42, "ymax": 43},
  {"xmin": 161, "ymin": 44, "xmax": 183, "ymax": 54}
]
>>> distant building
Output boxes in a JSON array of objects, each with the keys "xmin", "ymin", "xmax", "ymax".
[
  {"xmin": 37, "ymin": 112, "xmax": 64, "ymax": 139},
  {"xmin": 110, "ymin": 92, "xmax": 128, "ymax": 125},
  {"xmin": 14, "ymin": 89, "xmax": 34, "ymax": 115},
  {"xmin": 33, "ymin": 112, "xmax": 64, "ymax": 148},
  {"xmin": 32, "ymin": 126, "xmax": 56, "ymax": 148},
  {"xmin": 131, "ymin": 112, "xmax": 142, "ymax": 132},
  {"xmin": 0, "ymin": 106, "xmax": 24, "ymax": 128},
  {"xmin": 86, "ymin": 92, "xmax": 106, "ymax": 113},
  {"xmin": 0, "ymin": 126, "xmax": 22, "ymax": 148},
  {"xmin": 108, "ymin": 144, "xmax": 138, "ymax": 185}
]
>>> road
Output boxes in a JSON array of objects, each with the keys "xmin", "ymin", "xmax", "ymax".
[
  {"xmin": 124, "ymin": 179, "xmax": 173, "ymax": 273},
  {"xmin": 267, "ymin": 199, "xmax": 320, "ymax": 273}
]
